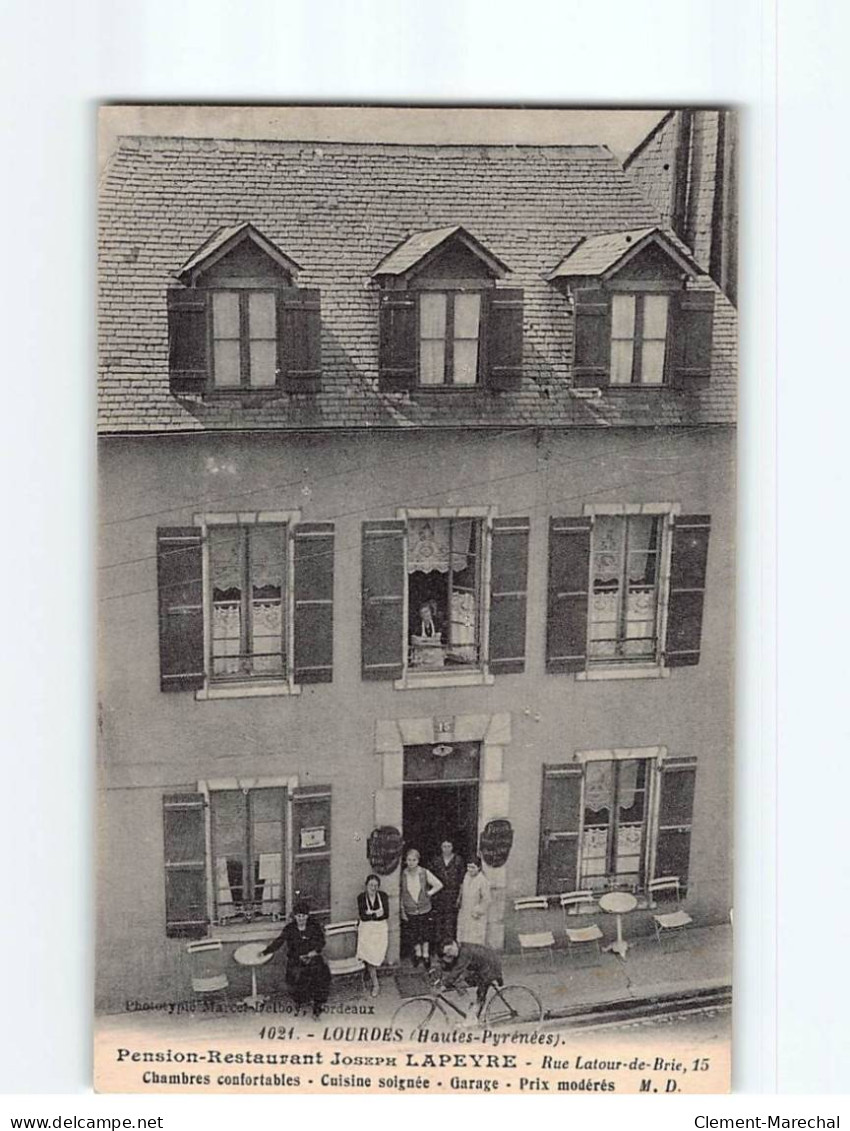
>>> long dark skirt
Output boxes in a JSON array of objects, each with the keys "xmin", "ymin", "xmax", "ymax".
[{"xmin": 286, "ymin": 956, "xmax": 331, "ymax": 1007}]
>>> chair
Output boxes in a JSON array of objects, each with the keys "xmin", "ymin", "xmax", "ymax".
[
  {"xmin": 186, "ymin": 939, "xmax": 229, "ymax": 999},
  {"xmin": 559, "ymin": 891, "xmax": 604, "ymax": 957},
  {"xmin": 648, "ymin": 876, "xmax": 693, "ymax": 942},
  {"xmin": 513, "ymin": 897, "xmax": 556, "ymax": 966},
  {"xmin": 323, "ymin": 921, "xmax": 366, "ymax": 986}
]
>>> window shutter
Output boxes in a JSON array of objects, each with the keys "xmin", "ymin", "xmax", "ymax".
[
  {"xmin": 670, "ymin": 290, "xmax": 715, "ymax": 387},
  {"xmin": 280, "ymin": 288, "xmax": 321, "ymax": 389},
  {"xmin": 163, "ymin": 793, "xmax": 208, "ymax": 938},
  {"xmin": 654, "ymin": 757, "xmax": 697, "ymax": 890},
  {"xmin": 361, "ymin": 520, "xmax": 406, "ymax": 680},
  {"xmin": 573, "ymin": 286, "xmax": 611, "ymax": 387},
  {"xmin": 157, "ymin": 528, "xmax": 205, "ymax": 692},
  {"xmin": 378, "ymin": 292, "xmax": 417, "ymax": 390},
  {"xmin": 546, "ymin": 517, "xmax": 591, "ymax": 673},
  {"xmin": 292, "ymin": 786, "xmax": 332, "ymax": 918},
  {"xmin": 537, "ymin": 765, "xmax": 583, "ymax": 895},
  {"xmin": 485, "ymin": 288, "xmax": 524, "ymax": 390},
  {"xmin": 488, "ymin": 517, "xmax": 529, "ymax": 674},
  {"xmin": 167, "ymin": 289, "xmax": 208, "ymax": 394},
  {"xmin": 665, "ymin": 514, "xmax": 711, "ymax": 667},
  {"xmin": 293, "ymin": 522, "xmax": 334, "ymax": 684}
]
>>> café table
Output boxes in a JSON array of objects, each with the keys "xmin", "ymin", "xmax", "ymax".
[
  {"xmin": 233, "ymin": 941, "xmax": 273, "ymax": 1009},
  {"xmin": 598, "ymin": 890, "xmax": 638, "ymax": 959}
]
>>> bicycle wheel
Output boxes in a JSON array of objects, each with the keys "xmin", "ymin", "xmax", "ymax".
[
  {"xmin": 392, "ymin": 996, "xmax": 449, "ymax": 1039},
  {"xmin": 483, "ymin": 984, "xmax": 544, "ymax": 1028}
]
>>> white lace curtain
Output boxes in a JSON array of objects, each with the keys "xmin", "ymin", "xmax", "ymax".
[
  {"xmin": 593, "ymin": 516, "xmax": 656, "ymax": 583},
  {"xmin": 210, "ymin": 527, "xmax": 284, "ymax": 590},
  {"xmin": 407, "ymin": 518, "xmax": 471, "ymax": 574},
  {"xmin": 584, "ymin": 759, "xmax": 639, "ymax": 813}
]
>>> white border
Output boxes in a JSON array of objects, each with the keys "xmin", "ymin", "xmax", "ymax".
[{"xmin": 10, "ymin": 0, "xmax": 844, "ymax": 1103}]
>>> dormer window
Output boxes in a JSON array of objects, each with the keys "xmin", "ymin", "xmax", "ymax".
[
  {"xmin": 610, "ymin": 293, "xmax": 669, "ymax": 385},
  {"xmin": 212, "ymin": 290, "xmax": 278, "ymax": 389},
  {"xmin": 549, "ymin": 227, "xmax": 714, "ymax": 391},
  {"xmin": 372, "ymin": 226, "xmax": 523, "ymax": 392},
  {"xmin": 419, "ymin": 291, "xmax": 481, "ymax": 386},
  {"xmin": 167, "ymin": 223, "xmax": 320, "ymax": 396}
]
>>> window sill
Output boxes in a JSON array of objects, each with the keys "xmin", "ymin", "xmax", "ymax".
[
  {"xmin": 196, "ymin": 680, "xmax": 301, "ymax": 701},
  {"xmin": 576, "ymin": 664, "xmax": 669, "ymax": 682},
  {"xmin": 210, "ymin": 921, "xmax": 282, "ymax": 943},
  {"xmin": 394, "ymin": 669, "xmax": 495, "ymax": 691}
]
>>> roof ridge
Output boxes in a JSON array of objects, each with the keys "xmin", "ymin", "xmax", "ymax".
[{"xmin": 112, "ymin": 135, "xmax": 616, "ymax": 157}]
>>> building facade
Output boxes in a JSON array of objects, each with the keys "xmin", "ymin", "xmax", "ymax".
[{"xmin": 97, "ymin": 135, "xmax": 736, "ymax": 1011}]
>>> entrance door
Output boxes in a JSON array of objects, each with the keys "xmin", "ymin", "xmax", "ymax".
[
  {"xmin": 401, "ymin": 742, "xmax": 481, "ymax": 867},
  {"xmin": 402, "ymin": 782, "xmax": 479, "ymax": 866}
]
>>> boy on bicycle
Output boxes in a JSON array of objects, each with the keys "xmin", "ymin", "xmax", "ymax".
[{"xmin": 439, "ymin": 939, "xmax": 503, "ymax": 1022}]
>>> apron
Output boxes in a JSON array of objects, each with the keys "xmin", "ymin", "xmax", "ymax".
[{"xmin": 357, "ymin": 894, "xmax": 389, "ymax": 967}]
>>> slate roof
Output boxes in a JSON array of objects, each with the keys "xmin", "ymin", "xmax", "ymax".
[
  {"xmin": 98, "ymin": 137, "xmax": 737, "ymax": 433},
  {"xmin": 177, "ymin": 221, "xmax": 302, "ymax": 282},
  {"xmin": 547, "ymin": 226, "xmax": 701, "ymax": 279},
  {"xmin": 373, "ymin": 224, "xmax": 509, "ymax": 277}
]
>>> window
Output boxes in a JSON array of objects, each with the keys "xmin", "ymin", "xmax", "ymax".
[
  {"xmin": 610, "ymin": 293, "xmax": 669, "ymax": 385},
  {"xmin": 361, "ymin": 513, "xmax": 530, "ymax": 683},
  {"xmin": 419, "ymin": 292, "xmax": 482, "ymax": 385},
  {"xmin": 578, "ymin": 758, "xmax": 649, "ymax": 890},
  {"xmin": 537, "ymin": 755, "xmax": 696, "ymax": 898},
  {"xmin": 589, "ymin": 514, "xmax": 662, "ymax": 663},
  {"xmin": 162, "ymin": 784, "xmax": 332, "ymax": 938},
  {"xmin": 407, "ymin": 517, "xmax": 482, "ymax": 669},
  {"xmin": 156, "ymin": 520, "xmax": 335, "ymax": 695},
  {"xmin": 211, "ymin": 290, "xmax": 278, "ymax": 389},
  {"xmin": 209, "ymin": 524, "xmax": 286, "ymax": 680},
  {"xmin": 211, "ymin": 787, "xmax": 286, "ymax": 923},
  {"xmin": 378, "ymin": 289, "xmax": 524, "ymax": 392},
  {"xmin": 546, "ymin": 511, "xmax": 711, "ymax": 676},
  {"xmin": 167, "ymin": 224, "xmax": 321, "ymax": 396},
  {"xmin": 552, "ymin": 228, "xmax": 715, "ymax": 391}
]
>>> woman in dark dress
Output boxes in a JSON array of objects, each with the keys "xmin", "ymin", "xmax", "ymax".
[
  {"xmin": 429, "ymin": 838, "xmax": 465, "ymax": 946},
  {"xmin": 261, "ymin": 899, "xmax": 330, "ymax": 1018}
]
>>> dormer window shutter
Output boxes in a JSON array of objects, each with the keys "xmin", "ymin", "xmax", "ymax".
[
  {"xmin": 167, "ymin": 289, "xmax": 208, "ymax": 394},
  {"xmin": 280, "ymin": 288, "xmax": 322, "ymax": 389},
  {"xmin": 573, "ymin": 287, "xmax": 611, "ymax": 387},
  {"xmin": 485, "ymin": 288, "xmax": 524, "ymax": 390},
  {"xmin": 378, "ymin": 292, "xmax": 417, "ymax": 391},
  {"xmin": 670, "ymin": 290, "xmax": 715, "ymax": 388}
]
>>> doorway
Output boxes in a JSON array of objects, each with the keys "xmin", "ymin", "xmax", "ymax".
[
  {"xmin": 402, "ymin": 781, "xmax": 480, "ymax": 867},
  {"xmin": 401, "ymin": 742, "xmax": 481, "ymax": 867}
]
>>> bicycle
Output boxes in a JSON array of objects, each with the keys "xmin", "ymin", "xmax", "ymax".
[{"xmin": 391, "ymin": 975, "xmax": 543, "ymax": 1038}]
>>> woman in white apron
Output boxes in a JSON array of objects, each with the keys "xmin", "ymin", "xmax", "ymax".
[
  {"xmin": 356, "ymin": 874, "xmax": 390, "ymax": 996},
  {"xmin": 456, "ymin": 857, "xmax": 491, "ymax": 946}
]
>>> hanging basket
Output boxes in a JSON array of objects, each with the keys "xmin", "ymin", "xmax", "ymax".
[
  {"xmin": 367, "ymin": 825, "xmax": 404, "ymax": 876},
  {"xmin": 479, "ymin": 819, "xmax": 514, "ymax": 868}
]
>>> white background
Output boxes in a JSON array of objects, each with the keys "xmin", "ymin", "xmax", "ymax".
[{"xmin": 0, "ymin": 0, "xmax": 847, "ymax": 1114}]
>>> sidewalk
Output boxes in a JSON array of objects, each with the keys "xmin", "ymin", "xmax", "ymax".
[
  {"xmin": 502, "ymin": 923, "xmax": 731, "ymax": 1022},
  {"xmin": 97, "ymin": 923, "xmax": 731, "ymax": 1036}
]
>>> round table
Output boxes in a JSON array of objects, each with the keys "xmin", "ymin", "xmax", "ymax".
[
  {"xmin": 598, "ymin": 890, "xmax": 638, "ymax": 959},
  {"xmin": 233, "ymin": 941, "xmax": 273, "ymax": 1009}
]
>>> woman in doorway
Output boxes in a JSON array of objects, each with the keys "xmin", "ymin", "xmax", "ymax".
[
  {"xmin": 356, "ymin": 874, "xmax": 390, "ymax": 997},
  {"xmin": 456, "ymin": 857, "xmax": 490, "ymax": 946},
  {"xmin": 400, "ymin": 848, "xmax": 443, "ymax": 969},
  {"xmin": 429, "ymin": 838, "xmax": 465, "ymax": 946},
  {"xmin": 260, "ymin": 899, "xmax": 331, "ymax": 1019}
]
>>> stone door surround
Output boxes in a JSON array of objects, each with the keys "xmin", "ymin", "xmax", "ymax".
[{"xmin": 374, "ymin": 712, "xmax": 511, "ymax": 957}]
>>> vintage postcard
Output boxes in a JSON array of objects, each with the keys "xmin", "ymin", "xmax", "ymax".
[{"xmin": 96, "ymin": 104, "xmax": 736, "ymax": 1095}]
